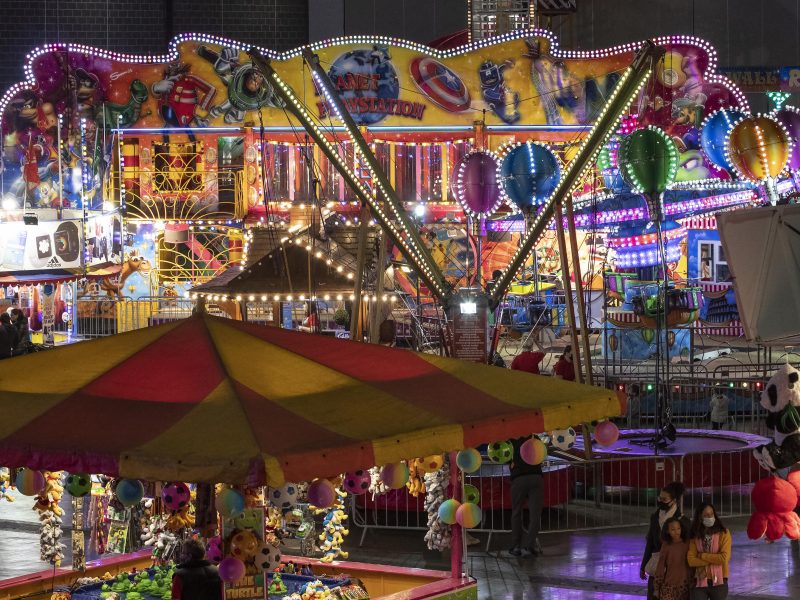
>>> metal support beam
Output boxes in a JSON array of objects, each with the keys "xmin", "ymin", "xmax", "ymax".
[
  {"xmin": 247, "ymin": 48, "xmax": 450, "ymax": 305},
  {"xmin": 490, "ymin": 40, "xmax": 664, "ymax": 305},
  {"xmin": 300, "ymin": 48, "xmax": 450, "ymax": 303}
]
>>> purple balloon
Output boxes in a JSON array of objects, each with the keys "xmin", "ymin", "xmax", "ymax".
[
  {"xmin": 454, "ymin": 151, "xmax": 503, "ymax": 217},
  {"xmin": 776, "ymin": 107, "xmax": 800, "ymax": 170},
  {"xmin": 219, "ymin": 557, "xmax": 246, "ymax": 582}
]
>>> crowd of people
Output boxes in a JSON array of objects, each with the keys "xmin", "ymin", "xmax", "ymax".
[
  {"xmin": 0, "ymin": 308, "xmax": 31, "ymax": 359},
  {"xmin": 642, "ymin": 482, "xmax": 732, "ymax": 600}
]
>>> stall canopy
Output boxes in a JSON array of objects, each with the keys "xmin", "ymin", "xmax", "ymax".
[
  {"xmin": 0, "ymin": 315, "xmax": 623, "ymax": 485},
  {"xmin": 718, "ymin": 204, "xmax": 800, "ymax": 345}
]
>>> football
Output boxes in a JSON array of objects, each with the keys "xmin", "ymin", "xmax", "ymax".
[
  {"xmin": 269, "ymin": 482, "xmax": 298, "ymax": 510},
  {"xmin": 255, "ymin": 542, "xmax": 282, "ymax": 572},
  {"xmin": 552, "ymin": 427, "xmax": 577, "ymax": 450}
]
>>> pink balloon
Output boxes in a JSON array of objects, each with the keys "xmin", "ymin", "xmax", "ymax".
[
  {"xmin": 218, "ymin": 557, "xmax": 246, "ymax": 582},
  {"xmin": 595, "ymin": 421, "xmax": 620, "ymax": 447}
]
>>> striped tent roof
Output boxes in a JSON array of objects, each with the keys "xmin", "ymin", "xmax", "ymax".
[{"xmin": 0, "ymin": 315, "xmax": 623, "ymax": 486}]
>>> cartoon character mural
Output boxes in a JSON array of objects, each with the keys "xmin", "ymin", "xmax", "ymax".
[
  {"xmin": 525, "ymin": 39, "xmax": 621, "ymax": 126},
  {"xmin": 152, "ymin": 61, "xmax": 214, "ymax": 131},
  {"xmin": 198, "ymin": 46, "xmax": 282, "ymax": 124},
  {"xmin": 478, "ymin": 59, "xmax": 520, "ymax": 124}
]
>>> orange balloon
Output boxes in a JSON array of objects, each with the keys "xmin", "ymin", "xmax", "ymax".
[{"xmin": 727, "ymin": 115, "xmax": 791, "ymax": 181}]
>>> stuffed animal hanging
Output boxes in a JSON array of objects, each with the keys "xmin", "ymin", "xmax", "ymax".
[
  {"xmin": 747, "ymin": 473, "xmax": 800, "ymax": 541},
  {"xmin": 753, "ymin": 363, "xmax": 800, "ymax": 471}
]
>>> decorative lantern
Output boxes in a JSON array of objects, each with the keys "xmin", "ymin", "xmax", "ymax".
[
  {"xmin": 726, "ymin": 114, "xmax": 792, "ymax": 203},
  {"xmin": 453, "ymin": 150, "xmax": 505, "ymax": 218},
  {"xmin": 498, "ymin": 142, "xmax": 560, "ymax": 212},
  {"xmin": 774, "ymin": 106, "xmax": 800, "ymax": 171},
  {"xmin": 618, "ymin": 127, "xmax": 678, "ymax": 221},
  {"xmin": 701, "ymin": 109, "xmax": 747, "ymax": 172}
]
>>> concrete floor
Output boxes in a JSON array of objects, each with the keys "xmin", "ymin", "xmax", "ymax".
[{"xmin": 2, "ymin": 490, "xmax": 798, "ymax": 599}]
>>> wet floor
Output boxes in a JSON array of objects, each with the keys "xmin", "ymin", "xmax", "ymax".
[{"xmin": 2, "ymin": 489, "xmax": 798, "ymax": 599}]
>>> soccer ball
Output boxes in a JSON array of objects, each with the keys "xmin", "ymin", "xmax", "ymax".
[
  {"xmin": 162, "ymin": 482, "xmax": 191, "ymax": 511},
  {"xmin": 255, "ymin": 542, "xmax": 282, "ymax": 572},
  {"xmin": 269, "ymin": 482, "xmax": 298, "ymax": 510},
  {"xmin": 487, "ymin": 441, "xmax": 513, "ymax": 464},
  {"xmin": 343, "ymin": 470, "xmax": 370, "ymax": 495},
  {"xmin": 552, "ymin": 427, "xmax": 577, "ymax": 450},
  {"xmin": 65, "ymin": 473, "xmax": 92, "ymax": 497},
  {"xmin": 230, "ymin": 530, "xmax": 258, "ymax": 561}
]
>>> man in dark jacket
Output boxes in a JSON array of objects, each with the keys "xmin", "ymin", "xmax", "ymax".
[
  {"xmin": 508, "ymin": 436, "xmax": 544, "ymax": 557},
  {"xmin": 172, "ymin": 539, "xmax": 223, "ymax": 600},
  {"xmin": 0, "ymin": 313, "xmax": 14, "ymax": 359}
]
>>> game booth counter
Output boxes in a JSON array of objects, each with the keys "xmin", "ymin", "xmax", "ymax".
[{"xmin": 0, "ymin": 313, "xmax": 625, "ymax": 600}]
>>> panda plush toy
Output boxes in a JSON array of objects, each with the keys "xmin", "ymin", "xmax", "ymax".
[{"xmin": 753, "ymin": 363, "xmax": 800, "ymax": 471}]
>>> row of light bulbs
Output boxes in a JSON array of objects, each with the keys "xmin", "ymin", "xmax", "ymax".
[{"xmin": 189, "ymin": 292, "xmax": 398, "ymax": 303}]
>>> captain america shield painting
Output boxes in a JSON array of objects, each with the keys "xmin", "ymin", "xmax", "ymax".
[{"xmin": 409, "ymin": 57, "xmax": 471, "ymax": 113}]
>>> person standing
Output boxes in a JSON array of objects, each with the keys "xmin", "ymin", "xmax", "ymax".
[
  {"xmin": 0, "ymin": 314, "xmax": 13, "ymax": 359},
  {"xmin": 508, "ymin": 436, "xmax": 544, "ymax": 557},
  {"xmin": 172, "ymin": 539, "xmax": 223, "ymax": 600},
  {"xmin": 10, "ymin": 309, "xmax": 30, "ymax": 355},
  {"xmin": 552, "ymin": 345, "xmax": 575, "ymax": 381},
  {"xmin": 709, "ymin": 385, "xmax": 730, "ymax": 430},
  {"xmin": 641, "ymin": 482, "xmax": 690, "ymax": 600},
  {"xmin": 687, "ymin": 503, "xmax": 731, "ymax": 600},
  {"xmin": 653, "ymin": 517, "xmax": 692, "ymax": 600},
  {"xmin": 511, "ymin": 338, "xmax": 545, "ymax": 374}
]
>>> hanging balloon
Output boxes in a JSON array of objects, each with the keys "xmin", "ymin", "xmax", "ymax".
[
  {"xmin": 65, "ymin": 473, "xmax": 92, "ymax": 498},
  {"xmin": 726, "ymin": 114, "xmax": 792, "ymax": 182},
  {"xmin": 520, "ymin": 437, "xmax": 547, "ymax": 465},
  {"xmin": 641, "ymin": 328, "xmax": 655, "ymax": 344},
  {"xmin": 218, "ymin": 557, "xmax": 246, "ymax": 583},
  {"xmin": 498, "ymin": 141, "xmax": 560, "ymax": 211},
  {"xmin": 438, "ymin": 498, "xmax": 461, "ymax": 525},
  {"xmin": 456, "ymin": 502, "xmax": 482, "ymax": 528},
  {"xmin": 453, "ymin": 150, "xmax": 505, "ymax": 218},
  {"xmin": 215, "ymin": 487, "xmax": 245, "ymax": 518},
  {"xmin": 594, "ymin": 421, "xmax": 620, "ymax": 447},
  {"xmin": 230, "ymin": 530, "xmax": 259, "ymax": 561},
  {"xmin": 15, "ymin": 468, "xmax": 45, "ymax": 496},
  {"xmin": 456, "ymin": 448, "xmax": 482, "ymax": 473},
  {"xmin": 618, "ymin": 127, "xmax": 679, "ymax": 198},
  {"xmin": 463, "ymin": 484, "xmax": 481, "ymax": 505},
  {"xmin": 307, "ymin": 478, "xmax": 336, "ymax": 507},
  {"xmin": 701, "ymin": 109, "xmax": 747, "ymax": 171},
  {"xmin": 775, "ymin": 106, "xmax": 800, "ymax": 170},
  {"xmin": 380, "ymin": 462, "xmax": 410, "ymax": 490},
  {"xmin": 115, "ymin": 479, "xmax": 144, "ymax": 507},
  {"xmin": 608, "ymin": 333, "xmax": 619, "ymax": 353}
]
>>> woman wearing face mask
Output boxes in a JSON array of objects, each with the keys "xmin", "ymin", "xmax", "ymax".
[
  {"xmin": 687, "ymin": 503, "xmax": 731, "ymax": 600},
  {"xmin": 641, "ymin": 481, "xmax": 690, "ymax": 600}
]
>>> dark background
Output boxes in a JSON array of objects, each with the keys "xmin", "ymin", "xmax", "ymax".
[{"xmin": 2, "ymin": 0, "xmax": 798, "ymax": 104}]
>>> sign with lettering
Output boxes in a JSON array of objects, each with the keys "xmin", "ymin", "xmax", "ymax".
[{"xmin": 718, "ymin": 66, "xmax": 800, "ymax": 92}]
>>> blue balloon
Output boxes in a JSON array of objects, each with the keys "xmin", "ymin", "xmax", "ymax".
[
  {"xmin": 700, "ymin": 109, "xmax": 747, "ymax": 171},
  {"xmin": 499, "ymin": 142, "xmax": 560, "ymax": 210}
]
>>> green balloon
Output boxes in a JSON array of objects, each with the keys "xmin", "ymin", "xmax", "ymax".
[
  {"xmin": 618, "ymin": 128, "xmax": 678, "ymax": 195},
  {"xmin": 464, "ymin": 484, "xmax": 481, "ymax": 505}
]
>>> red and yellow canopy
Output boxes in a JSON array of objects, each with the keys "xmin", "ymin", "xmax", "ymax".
[{"xmin": 0, "ymin": 315, "xmax": 622, "ymax": 485}]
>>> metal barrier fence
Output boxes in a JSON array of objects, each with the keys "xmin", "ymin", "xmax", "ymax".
[
  {"xmin": 70, "ymin": 296, "xmax": 199, "ymax": 338},
  {"xmin": 351, "ymin": 450, "xmax": 767, "ymax": 551}
]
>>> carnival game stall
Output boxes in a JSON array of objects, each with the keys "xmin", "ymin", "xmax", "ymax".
[{"xmin": 0, "ymin": 313, "xmax": 624, "ymax": 599}]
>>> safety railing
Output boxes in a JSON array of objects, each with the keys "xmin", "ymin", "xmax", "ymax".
[{"xmin": 351, "ymin": 450, "xmax": 767, "ymax": 552}]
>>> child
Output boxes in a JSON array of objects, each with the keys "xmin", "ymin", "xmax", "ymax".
[
  {"xmin": 709, "ymin": 385, "xmax": 730, "ymax": 430},
  {"xmin": 653, "ymin": 517, "xmax": 692, "ymax": 600}
]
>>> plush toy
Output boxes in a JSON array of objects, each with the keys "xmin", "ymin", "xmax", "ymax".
[
  {"xmin": 317, "ymin": 483, "xmax": 349, "ymax": 563},
  {"xmin": 753, "ymin": 363, "xmax": 800, "ymax": 471},
  {"xmin": 268, "ymin": 572, "xmax": 287, "ymax": 595},
  {"xmin": 423, "ymin": 459, "xmax": 451, "ymax": 551},
  {"xmin": 0, "ymin": 468, "xmax": 14, "ymax": 503},
  {"xmin": 406, "ymin": 458, "xmax": 427, "ymax": 498},
  {"xmin": 34, "ymin": 471, "xmax": 65, "ymax": 565},
  {"xmin": 747, "ymin": 475, "xmax": 800, "ymax": 541}
]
